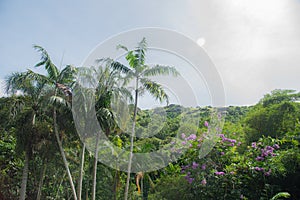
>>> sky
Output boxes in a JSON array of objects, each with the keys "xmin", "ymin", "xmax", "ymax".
[{"xmin": 1, "ymin": 0, "xmax": 300, "ymax": 106}]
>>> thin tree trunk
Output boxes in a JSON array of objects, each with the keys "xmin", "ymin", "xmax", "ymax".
[
  {"xmin": 53, "ymin": 108, "xmax": 78, "ymax": 200},
  {"xmin": 92, "ymin": 133, "xmax": 100, "ymax": 200},
  {"xmin": 77, "ymin": 143, "xmax": 85, "ymax": 200},
  {"xmin": 124, "ymin": 78, "xmax": 139, "ymax": 200},
  {"xmin": 55, "ymin": 172, "xmax": 66, "ymax": 199},
  {"xmin": 141, "ymin": 176, "xmax": 143, "ymax": 199},
  {"xmin": 113, "ymin": 169, "xmax": 120, "ymax": 200},
  {"xmin": 85, "ymin": 183, "xmax": 89, "ymax": 200},
  {"xmin": 19, "ymin": 151, "xmax": 29, "ymax": 200},
  {"xmin": 36, "ymin": 163, "xmax": 47, "ymax": 200}
]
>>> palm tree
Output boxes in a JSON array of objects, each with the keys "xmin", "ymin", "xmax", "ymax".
[
  {"xmin": 5, "ymin": 71, "xmax": 48, "ymax": 200},
  {"xmin": 102, "ymin": 38, "xmax": 179, "ymax": 199},
  {"xmin": 30, "ymin": 45, "xmax": 78, "ymax": 200},
  {"xmin": 75, "ymin": 65, "xmax": 129, "ymax": 200}
]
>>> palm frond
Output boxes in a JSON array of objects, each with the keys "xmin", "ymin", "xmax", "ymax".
[
  {"xmin": 96, "ymin": 107, "xmax": 115, "ymax": 129},
  {"xmin": 271, "ymin": 192, "xmax": 290, "ymax": 200},
  {"xmin": 33, "ymin": 45, "xmax": 59, "ymax": 80},
  {"xmin": 111, "ymin": 61, "xmax": 131, "ymax": 74},
  {"xmin": 142, "ymin": 65, "xmax": 179, "ymax": 77},
  {"xmin": 49, "ymin": 95, "xmax": 70, "ymax": 108},
  {"xmin": 5, "ymin": 72, "xmax": 27, "ymax": 94},
  {"xmin": 135, "ymin": 37, "xmax": 147, "ymax": 66},
  {"xmin": 112, "ymin": 87, "xmax": 133, "ymax": 103},
  {"xmin": 140, "ymin": 78, "xmax": 169, "ymax": 104},
  {"xmin": 97, "ymin": 58, "xmax": 131, "ymax": 74},
  {"xmin": 126, "ymin": 51, "xmax": 139, "ymax": 69},
  {"xmin": 116, "ymin": 44, "xmax": 128, "ymax": 51},
  {"xmin": 26, "ymin": 69, "xmax": 51, "ymax": 84},
  {"xmin": 58, "ymin": 65, "xmax": 77, "ymax": 84}
]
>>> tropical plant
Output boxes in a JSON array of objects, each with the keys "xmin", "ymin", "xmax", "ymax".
[
  {"xmin": 29, "ymin": 45, "xmax": 79, "ymax": 199},
  {"xmin": 5, "ymin": 70, "xmax": 50, "ymax": 200},
  {"xmin": 100, "ymin": 37, "xmax": 179, "ymax": 199}
]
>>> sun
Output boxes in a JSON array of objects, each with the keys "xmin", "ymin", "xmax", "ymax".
[{"xmin": 196, "ymin": 37, "xmax": 206, "ymax": 47}]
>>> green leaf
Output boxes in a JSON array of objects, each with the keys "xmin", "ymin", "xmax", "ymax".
[{"xmin": 271, "ymin": 192, "xmax": 291, "ymax": 200}]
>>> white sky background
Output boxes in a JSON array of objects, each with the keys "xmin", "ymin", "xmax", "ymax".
[{"xmin": 0, "ymin": 0, "xmax": 300, "ymax": 106}]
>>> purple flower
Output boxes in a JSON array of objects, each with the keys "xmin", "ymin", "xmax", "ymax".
[
  {"xmin": 201, "ymin": 164, "xmax": 206, "ymax": 170},
  {"xmin": 229, "ymin": 143, "xmax": 234, "ymax": 146},
  {"xmin": 261, "ymin": 150, "xmax": 268, "ymax": 157},
  {"xmin": 192, "ymin": 162, "xmax": 199, "ymax": 169},
  {"xmin": 228, "ymin": 139, "xmax": 236, "ymax": 143},
  {"xmin": 271, "ymin": 153, "xmax": 276, "ymax": 157},
  {"xmin": 273, "ymin": 144, "xmax": 280, "ymax": 149},
  {"xmin": 181, "ymin": 133, "xmax": 186, "ymax": 139},
  {"xmin": 201, "ymin": 179, "xmax": 207, "ymax": 185},
  {"xmin": 219, "ymin": 134, "xmax": 225, "ymax": 139},
  {"xmin": 266, "ymin": 146, "xmax": 274, "ymax": 151},
  {"xmin": 187, "ymin": 134, "xmax": 197, "ymax": 141},
  {"xmin": 220, "ymin": 152, "xmax": 225, "ymax": 155},
  {"xmin": 254, "ymin": 167, "xmax": 264, "ymax": 171},
  {"xmin": 230, "ymin": 171, "xmax": 235, "ymax": 175},
  {"xmin": 182, "ymin": 141, "xmax": 187, "ymax": 145},
  {"xmin": 204, "ymin": 121, "xmax": 209, "ymax": 127},
  {"xmin": 181, "ymin": 165, "xmax": 190, "ymax": 170},
  {"xmin": 240, "ymin": 194, "xmax": 244, "ymax": 199},
  {"xmin": 185, "ymin": 175, "xmax": 194, "ymax": 184},
  {"xmin": 264, "ymin": 169, "xmax": 271, "ymax": 176},
  {"xmin": 215, "ymin": 171, "xmax": 225, "ymax": 175},
  {"xmin": 188, "ymin": 177, "xmax": 194, "ymax": 184},
  {"xmin": 256, "ymin": 156, "xmax": 264, "ymax": 161},
  {"xmin": 237, "ymin": 142, "xmax": 242, "ymax": 146},
  {"xmin": 251, "ymin": 142, "xmax": 257, "ymax": 148}
]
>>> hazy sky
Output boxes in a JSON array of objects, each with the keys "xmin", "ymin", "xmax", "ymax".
[{"xmin": 1, "ymin": 0, "xmax": 300, "ymax": 106}]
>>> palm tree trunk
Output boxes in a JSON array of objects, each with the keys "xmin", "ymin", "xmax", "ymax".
[
  {"xmin": 36, "ymin": 162, "xmax": 47, "ymax": 200},
  {"xmin": 19, "ymin": 151, "xmax": 29, "ymax": 200},
  {"xmin": 124, "ymin": 78, "xmax": 139, "ymax": 200},
  {"xmin": 113, "ymin": 169, "xmax": 120, "ymax": 200},
  {"xmin": 53, "ymin": 108, "xmax": 78, "ymax": 200},
  {"xmin": 92, "ymin": 133, "xmax": 100, "ymax": 200},
  {"xmin": 77, "ymin": 143, "xmax": 85, "ymax": 200}
]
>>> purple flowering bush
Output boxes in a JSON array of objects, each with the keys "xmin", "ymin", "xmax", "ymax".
[
  {"xmin": 148, "ymin": 118, "xmax": 299, "ymax": 200},
  {"xmin": 175, "ymin": 132, "xmax": 298, "ymax": 200}
]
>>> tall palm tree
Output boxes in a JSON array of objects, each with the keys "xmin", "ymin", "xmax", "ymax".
[
  {"xmin": 75, "ymin": 65, "xmax": 129, "ymax": 200},
  {"xmin": 102, "ymin": 38, "xmax": 179, "ymax": 199},
  {"xmin": 29, "ymin": 45, "xmax": 78, "ymax": 200},
  {"xmin": 5, "ymin": 71, "xmax": 48, "ymax": 200}
]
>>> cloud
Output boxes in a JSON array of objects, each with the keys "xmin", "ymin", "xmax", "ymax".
[{"xmin": 183, "ymin": 0, "xmax": 300, "ymax": 105}]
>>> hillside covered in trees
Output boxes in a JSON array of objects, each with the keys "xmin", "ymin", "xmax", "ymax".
[{"xmin": 0, "ymin": 43, "xmax": 299, "ymax": 200}]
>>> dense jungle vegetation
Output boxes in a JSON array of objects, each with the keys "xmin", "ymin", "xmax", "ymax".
[{"xmin": 0, "ymin": 41, "xmax": 299, "ymax": 200}]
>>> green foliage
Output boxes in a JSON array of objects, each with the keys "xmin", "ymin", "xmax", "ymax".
[
  {"xmin": 148, "ymin": 175, "xmax": 193, "ymax": 200},
  {"xmin": 245, "ymin": 96, "xmax": 300, "ymax": 143},
  {"xmin": 2, "ymin": 43, "xmax": 300, "ymax": 200},
  {"xmin": 260, "ymin": 89, "xmax": 300, "ymax": 107}
]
